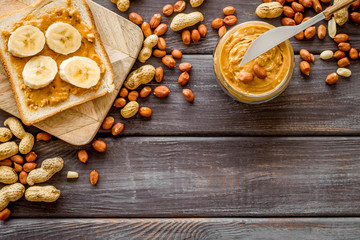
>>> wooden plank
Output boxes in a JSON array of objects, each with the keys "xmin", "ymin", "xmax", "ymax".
[
  {"xmin": 94, "ymin": 0, "xmax": 360, "ymax": 55},
  {"xmin": 1, "ymin": 218, "xmax": 360, "ymax": 239},
  {"xmin": 1, "ymin": 54, "xmax": 359, "ymax": 136},
  {"xmin": 2, "ymin": 136, "xmax": 360, "ymax": 217},
  {"xmin": 85, "ymin": 55, "xmax": 360, "ymax": 136}
]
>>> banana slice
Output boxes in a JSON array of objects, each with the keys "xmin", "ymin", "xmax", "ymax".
[
  {"xmin": 22, "ymin": 56, "xmax": 58, "ymax": 89},
  {"xmin": 45, "ymin": 22, "xmax": 82, "ymax": 55},
  {"xmin": 59, "ymin": 56, "xmax": 101, "ymax": 88},
  {"xmin": 8, "ymin": 25, "xmax": 45, "ymax": 57}
]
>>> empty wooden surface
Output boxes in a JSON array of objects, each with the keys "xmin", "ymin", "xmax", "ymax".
[
  {"xmin": 2, "ymin": 218, "xmax": 360, "ymax": 240},
  {"xmin": 1, "ymin": 0, "xmax": 360, "ymax": 239}
]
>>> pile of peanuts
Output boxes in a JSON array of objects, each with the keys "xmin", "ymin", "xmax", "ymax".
[
  {"xmin": 263, "ymin": 0, "xmax": 359, "ymax": 84},
  {"xmin": 275, "ymin": 0, "xmax": 330, "ymax": 40},
  {"xmin": 319, "ymin": 33, "xmax": 358, "ymax": 85},
  {"xmin": 210, "ymin": 6, "xmax": 238, "ymax": 37},
  {"xmin": 101, "ymin": 0, "xmax": 205, "ymax": 139},
  {"xmin": 350, "ymin": 0, "xmax": 360, "ymax": 22}
]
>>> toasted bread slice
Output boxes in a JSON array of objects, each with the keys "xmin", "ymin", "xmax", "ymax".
[{"xmin": 0, "ymin": 0, "xmax": 114, "ymax": 125}]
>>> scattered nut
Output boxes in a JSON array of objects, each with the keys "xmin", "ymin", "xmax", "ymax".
[
  {"xmin": 23, "ymin": 162, "xmax": 37, "ymax": 172},
  {"xmin": 102, "ymin": 116, "xmax": 115, "ymax": 130},
  {"xmin": 113, "ymin": 98, "xmax": 127, "ymax": 108},
  {"xmin": 0, "ymin": 142, "xmax": 18, "ymax": 161},
  {"xmin": 182, "ymin": 29, "xmax": 191, "ymax": 45},
  {"xmin": 67, "ymin": 171, "xmax": 79, "ymax": 179},
  {"xmin": 320, "ymin": 50, "xmax": 334, "ymax": 60},
  {"xmin": 92, "ymin": 140, "xmax": 107, "ymax": 153},
  {"xmin": 337, "ymin": 68, "xmax": 352, "ymax": 77},
  {"xmin": 141, "ymin": 22, "xmax": 152, "ymax": 38},
  {"xmin": 334, "ymin": 33, "xmax": 349, "ymax": 43},
  {"xmin": 326, "ymin": 72, "xmax": 339, "ymax": 85},
  {"xmin": 153, "ymin": 49, "xmax": 167, "ymax": 58},
  {"xmin": 128, "ymin": 91, "xmax": 139, "ymax": 101},
  {"xmin": 337, "ymin": 57, "xmax": 350, "ymax": 67},
  {"xmin": 179, "ymin": 62, "xmax": 192, "ymax": 72},
  {"xmin": 78, "ymin": 150, "xmax": 88, "ymax": 163},
  {"xmin": 300, "ymin": 61, "xmax": 311, "ymax": 76},
  {"xmin": 112, "ymin": 123, "xmax": 125, "ymax": 136},
  {"xmin": 163, "ymin": 4, "xmax": 174, "ymax": 16},
  {"xmin": 178, "ymin": 72, "xmax": 190, "ymax": 86},
  {"xmin": 174, "ymin": 1, "xmax": 186, "ymax": 13},
  {"xmin": 4, "ymin": 117, "xmax": 25, "ymax": 139},
  {"xmin": 10, "ymin": 155, "xmax": 24, "ymax": 164},
  {"xmin": 171, "ymin": 49, "xmax": 183, "ymax": 59},
  {"xmin": 140, "ymin": 86, "xmax": 152, "ymax": 98},
  {"xmin": 349, "ymin": 48, "xmax": 359, "ymax": 60},
  {"xmin": 191, "ymin": 29, "xmax": 201, "ymax": 43},
  {"xmin": 224, "ymin": 15, "xmax": 237, "ymax": 26},
  {"xmin": 162, "ymin": 56, "xmax": 177, "ymax": 68},
  {"xmin": 128, "ymin": 12, "xmax": 143, "ymax": 25},
  {"xmin": 13, "ymin": 162, "xmax": 22, "ymax": 173},
  {"xmin": 119, "ymin": 88, "xmax": 129, "ymax": 98},
  {"xmin": 124, "ymin": 65, "xmax": 156, "ymax": 90},
  {"xmin": 304, "ymin": 27, "xmax": 316, "ymax": 39},
  {"xmin": 154, "ymin": 23, "xmax": 168, "ymax": 36},
  {"xmin": 150, "ymin": 13, "xmax": 161, "ymax": 29},
  {"xmin": 0, "ymin": 183, "xmax": 25, "ymax": 211},
  {"xmin": 36, "ymin": 132, "xmax": 51, "ymax": 141},
  {"xmin": 198, "ymin": 24, "xmax": 207, "ymax": 37},
  {"xmin": 121, "ymin": 101, "xmax": 139, "ymax": 118},
  {"xmin": 153, "ymin": 86, "xmax": 170, "ymax": 98},
  {"xmin": 90, "ymin": 170, "xmax": 99, "ymax": 186},
  {"xmin": 139, "ymin": 107, "xmax": 152, "ymax": 117},
  {"xmin": 26, "ymin": 157, "xmax": 64, "ymax": 186},
  {"xmin": 317, "ymin": 24, "xmax": 326, "ymax": 39},
  {"xmin": 25, "ymin": 186, "xmax": 60, "ymax": 202},
  {"xmin": 223, "ymin": 6, "xmax": 236, "ymax": 15},
  {"xmin": 253, "ymin": 64, "xmax": 267, "ymax": 79},
  {"xmin": 0, "ymin": 159, "xmax": 12, "ymax": 167},
  {"xmin": 157, "ymin": 37, "xmax": 166, "ymax": 50},
  {"xmin": 0, "ymin": 166, "xmax": 18, "ymax": 184},
  {"xmin": 0, "ymin": 208, "xmax": 11, "ymax": 221},
  {"xmin": 182, "ymin": 89, "xmax": 195, "ymax": 102},
  {"xmin": 238, "ymin": 72, "xmax": 254, "ymax": 84},
  {"xmin": 0, "ymin": 128, "xmax": 12, "ymax": 143},
  {"xmin": 218, "ymin": 26, "xmax": 227, "ymax": 37},
  {"xmin": 19, "ymin": 171, "xmax": 27, "ymax": 185},
  {"xmin": 256, "ymin": 2, "xmax": 283, "ymax": 18},
  {"xmin": 338, "ymin": 42, "xmax": 351, "ymax": 52},
  {"xmin": 155, "ymin": 66, "xmax": 164, "ymax": 83},
  {"xmin": 334, "ymin": 50, "xmax": 346, "ymax": 59},
  {"xmin": 211, "ymin": 18, "xmax": 223, "ymax": 29}
]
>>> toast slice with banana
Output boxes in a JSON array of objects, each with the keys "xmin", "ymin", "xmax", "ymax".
[{"xmin": 0, "ymin": 0, "xmax": 114, "ymax": 125}]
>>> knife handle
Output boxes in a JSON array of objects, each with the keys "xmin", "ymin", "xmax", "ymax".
[{"xmin": 323, "ymin": 0, "xmax": 357, "ymax": 17}]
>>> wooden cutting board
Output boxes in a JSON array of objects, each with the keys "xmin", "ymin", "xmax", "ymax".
[{"xmin": 0, "ymin": 0, "xmax": 143, "ymax": 145}]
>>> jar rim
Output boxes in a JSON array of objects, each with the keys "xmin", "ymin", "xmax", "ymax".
[{"xmin": 213, "ymin": 21, "xmax": 295, "ymax": 104}]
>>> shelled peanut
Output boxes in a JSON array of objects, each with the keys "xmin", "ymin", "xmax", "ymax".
[
  {"xmin": 319, "ymin": 33, "xmax": 358, "ymax": 83},
  {"xmin": 211, "ymin": 6, "xmax": 238, "ymax": 38}
]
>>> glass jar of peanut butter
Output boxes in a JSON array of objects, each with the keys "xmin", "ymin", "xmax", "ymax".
[{"xmin": 213, "ymin": 21, "xmax": 295, "ymax": 104}]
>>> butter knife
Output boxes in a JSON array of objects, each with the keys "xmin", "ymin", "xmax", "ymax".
[{"xmin": 240, "ymin": 0, "xmax": 357, "ymax": 66}]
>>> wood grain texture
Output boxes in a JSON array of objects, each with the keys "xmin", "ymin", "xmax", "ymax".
[
  {"xmin": 0, "ymin": 0, "xmax": 143, "ymax": 145},
  {"xmin": 92, "ymin": 54, "xmax": 359, "ymax": 136},
  {"xmin": 2, "ymin": 218, "xmax": 360, "ymax": 239},
  {"xmin": 1, "ymin": 137, "xmax": 360, "ymax": 217},
  {"xmin": 4, "ymin": 54, "xmax": 354, "ymax": 137},
  {"xmin": 97, "ymin": 0, "xmax": 360, "ymax": 55}
]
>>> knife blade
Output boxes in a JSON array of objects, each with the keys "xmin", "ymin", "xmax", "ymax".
[
  {"xmin": 240, "ymin": 0, "xmax": 358, "ymax": 66},
  {"xmin": 240, "ymin": 12, "xmax": 325, "ymax": 66}
]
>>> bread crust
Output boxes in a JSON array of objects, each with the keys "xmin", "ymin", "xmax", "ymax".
[{"xmin": 0, "ymin": 0, "xmax": 114, "ymax": 125}]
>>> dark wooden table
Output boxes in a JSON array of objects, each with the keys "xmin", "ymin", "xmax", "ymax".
[{"xmin": 2, "ymin": 0, "xmax": 360, "ymax": 239}]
